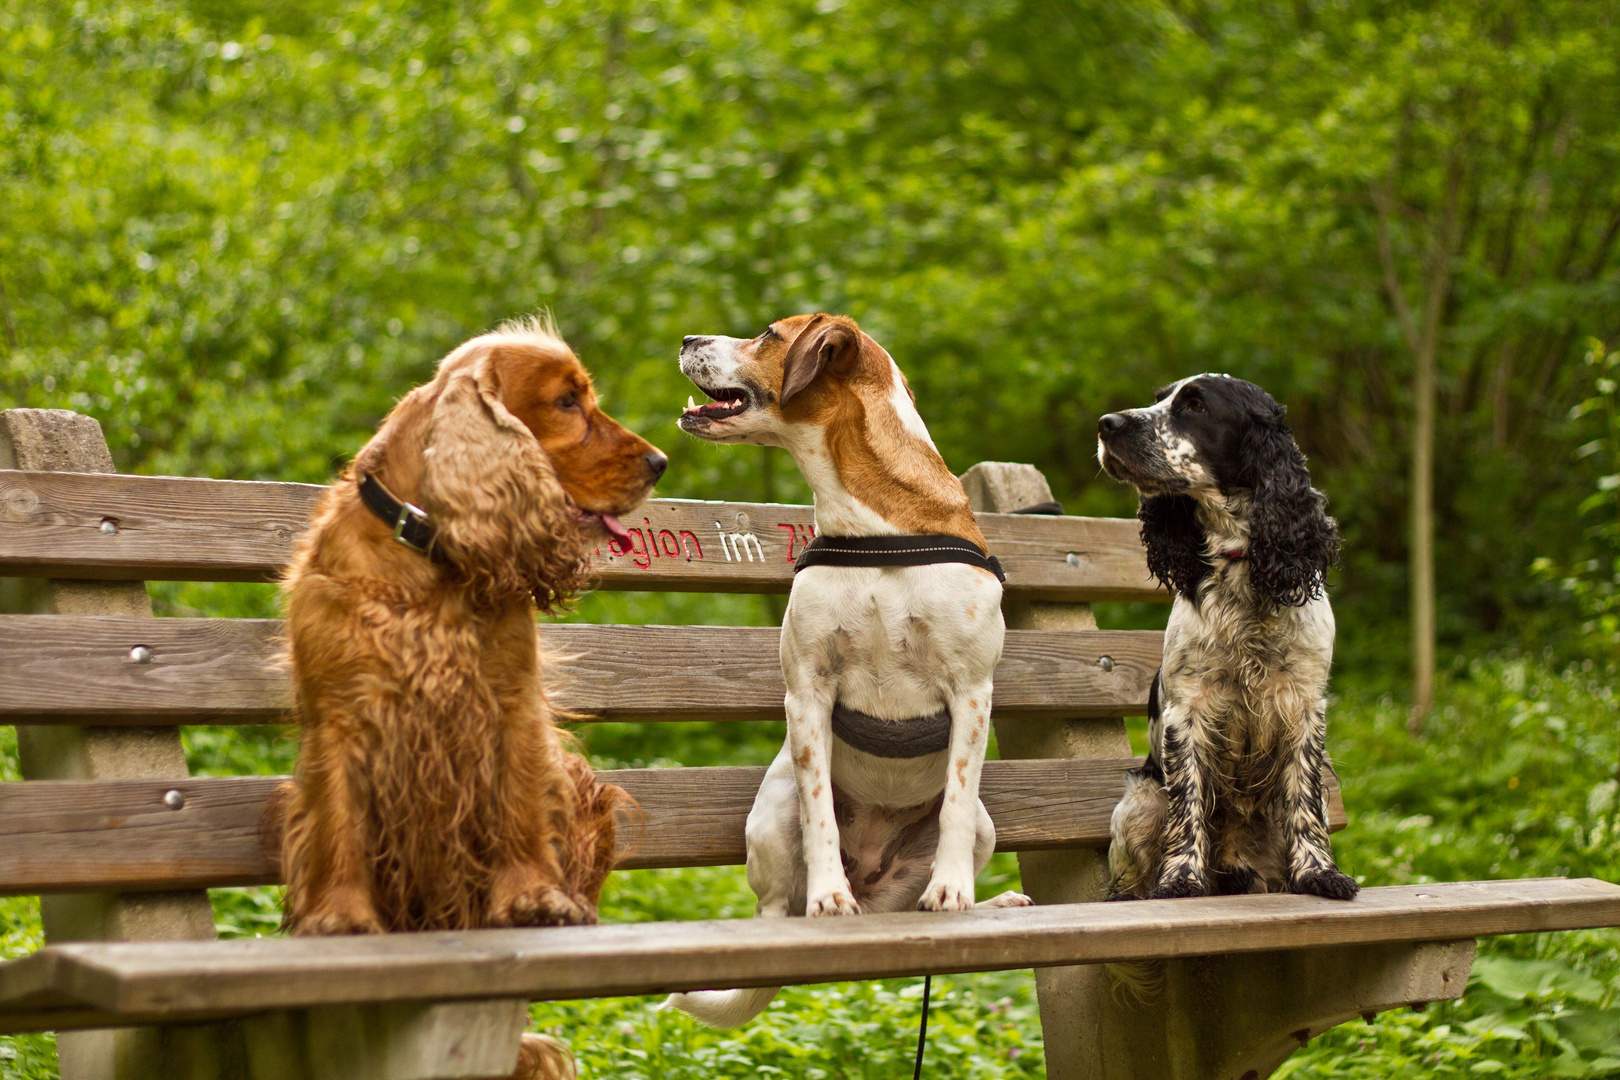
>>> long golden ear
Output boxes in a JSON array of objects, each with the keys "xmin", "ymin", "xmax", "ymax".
[
  {"xmin": 419, "ymin": 354, "xmax": 588, "ymax": 610},
  {"xmin": 780, "ymin": 315, "xmax": 862, "ymax": 405}
]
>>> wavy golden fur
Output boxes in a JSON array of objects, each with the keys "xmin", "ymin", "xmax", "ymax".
[{"xmin": 277, "ymin": 320, "xmax": 664, "ymax": 1080}]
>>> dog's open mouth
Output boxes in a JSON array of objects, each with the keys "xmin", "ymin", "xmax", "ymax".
[
  {"xmin": 681, "ymin": 384, "xmax": 751, "ymax": 423},
  {"xmin": 575, "ymin": 508, "xmax": 635, "ymax": 555}
]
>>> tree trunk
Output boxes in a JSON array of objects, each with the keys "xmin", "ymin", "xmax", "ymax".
[
  {"xmin": 1410, "ymin": 333, "xmax": 1436, "ymax": 722},
  {"xmin": 1372, "ymin": 147, "xmax": 1465, "ymax": 731}
]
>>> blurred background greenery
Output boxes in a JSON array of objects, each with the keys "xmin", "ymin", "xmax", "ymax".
[{"xmin": 3, "ymin": 0, "xmax": 1620, "ymax": 1077}]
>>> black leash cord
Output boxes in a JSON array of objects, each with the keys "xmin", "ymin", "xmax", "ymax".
[{"xmin": 912, "ymin": 974, "xmax": 931, "ymax": 1080}]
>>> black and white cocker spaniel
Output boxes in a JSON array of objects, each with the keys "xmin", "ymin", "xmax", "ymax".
[{"xmin": 1098, "ymin": 374, "xmax": 1358, "ymax": 902}]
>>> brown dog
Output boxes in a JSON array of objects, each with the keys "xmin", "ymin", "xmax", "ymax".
[{"xmin": 279, "ymin": 318, "xmax": 663, "ymax": 943}]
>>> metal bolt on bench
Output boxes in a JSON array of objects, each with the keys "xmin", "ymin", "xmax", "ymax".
[{"xmin": 0, "ymin": 411, "xmax": 1617, "ymax": 1080}]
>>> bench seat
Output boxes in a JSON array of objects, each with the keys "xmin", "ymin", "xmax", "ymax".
[{"xmin": 1, "ymin": 879, "xmax": 1615, "ymax": 1036}]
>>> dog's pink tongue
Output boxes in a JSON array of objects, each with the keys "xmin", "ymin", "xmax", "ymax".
[{"xmin": 603, "ymin": 514, "xmax": 634, "ymax": 555}]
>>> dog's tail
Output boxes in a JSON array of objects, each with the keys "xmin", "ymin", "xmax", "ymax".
[
  {"xmin": 1105, "ymin": 960, "xmax": 1167, "ymax": 1004},
  {"xmin": 512, "ymin": 1032, "xmax": 576, "ymax": 1080},
  {"xmin": 1103, "ymin": 758, "xmax": 1170, "ymax": 1002},
  {"xmin": 659, "ymin": 986, "xmax": 781, "ymax": 1029}
]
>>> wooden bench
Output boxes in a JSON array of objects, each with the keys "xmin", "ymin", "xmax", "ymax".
[{"xmin": 0, "ymin": 406, "xmax": 1616, "ymax": 1080}]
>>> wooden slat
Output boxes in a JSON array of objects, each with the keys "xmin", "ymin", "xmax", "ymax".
[
  {"xmin": 0, "ymin": 761, "xmax": 1344, "ymax": 895},
  {"xmin": 0, "ymin": 616, "xmax": 1162, "ymax": 724},
  {"xmin": 0, "ymin": 878, "xmax": 1614, "ymax": 1033},
  {"xmin": 0, "ymin": 471, "xmax": 1166, "ymax": 601}
]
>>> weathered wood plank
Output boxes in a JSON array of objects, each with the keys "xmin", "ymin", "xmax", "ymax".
[
  {"xmin": 0, "ymin": 762, "xmax": 1344, "ymax": 894},
  {"xmin": 0, "ymin": 879, "xmax": 1614, "ymax": 1033},
  {"xmin": 0, "ymin": 616, "xmax": 1162, "ymax": 724},
  {"xmin": 0, "ymin": 471, "xmax": 1166, "ymax": 601}
]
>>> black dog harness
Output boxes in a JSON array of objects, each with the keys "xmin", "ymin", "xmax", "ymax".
[
  {"xmin": 831, "ymin": 702, "xmax": 953, "ymax": 758},
  {"xmin": 794, "ymin": 522, "xmax": 1045, "ymax": 1079},
  {"xmin": 792, "ymin": 534, "xmax": 1006, "ymax": 582},
  {"xmin": 793, "ymin": 533, "xmax": 1005, "ymax": 759}
]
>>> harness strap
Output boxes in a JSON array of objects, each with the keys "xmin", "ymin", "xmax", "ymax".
[
  {"xmin": 792, "ymin": 534, "xmax": 1006, "ymax": 582},
  {"xmin": 358, "ymin": 473, "xmax": 442, "ymax": 560},
  {"xmin": 831, "ymin": 702, "xmax": 953, "ymax": 758}
]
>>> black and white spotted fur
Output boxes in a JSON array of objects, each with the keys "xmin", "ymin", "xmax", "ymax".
[{"xmin": 1098, "ymin": 375, "xmax": 1358, "ymax": 903}]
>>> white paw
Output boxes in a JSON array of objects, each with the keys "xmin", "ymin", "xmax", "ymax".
[
  {"xmin": 918, "ymin": 878, "xmax": 977, "ymax": 912},
  {"xmin": 976, "ymin": 890, "xmax": 1034, "ymax": 909},
  {"xmin": 807, "ymin": 890, "xmax": 861, "ymax": 917}
]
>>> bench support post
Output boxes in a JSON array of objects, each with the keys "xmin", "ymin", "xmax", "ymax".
[
  {"xmin": 107, "ymin": 998, "xmax": 531, "ymax": 1080},
  {"xmin": 964, "ymin": 463, "xmax": 1475, "ymax": 1080},
  {"xmin": 1060, "ymin": 939, "xmax": 1474, "ymax": 1080},
  {"xmin": 1, "ymin": 410, "xmax": 219, "ymax": 1080}
]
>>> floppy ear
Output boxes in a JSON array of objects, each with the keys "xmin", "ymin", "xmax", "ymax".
[
  {"xmin": 1240, "ymin": 407, "xmax": 1339, "ymax": 607},
  {"xmin": 780, "ymin": 315, "xmax": 862, "ymax": 405},
  {"xmin": 1139, "ymin": 494, "xmax": 1210, "ymax": 602},
  {"xmin": 419, "ymin": 353, "xmax": 589, "ymax": 611}
]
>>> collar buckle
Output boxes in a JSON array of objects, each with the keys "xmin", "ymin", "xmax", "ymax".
[{"xmin": 393, "ymin": 501, "xmax": 430, "ymax": 549}]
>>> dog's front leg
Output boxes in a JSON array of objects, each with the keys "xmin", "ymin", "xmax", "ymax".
[
  {"xmin": 918, "ymin": 684, "xmax": 995, "ymax": 911},
  {"xmin": 784, "ymin": 682, "xmax": 858, "ymax": 917},
  {"xmin": 283, "ymin": 720, "xmax": 385, "ymax": 935},
  {"xmin": 1148, "ymin": 704, "xmax": 1213, "ymax": 899},
  {"xmin": 1280, "ymin": 703, "xmax": 1359, "ymax": 900},
  {"xmin": 485, "ymin": 719, "xmax": 593, "ymax": 929}
]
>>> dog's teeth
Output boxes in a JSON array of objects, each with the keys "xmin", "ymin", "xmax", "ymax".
[{"xmin": 687, "ymin": 396, "xmax": 697, "ymax": 410}]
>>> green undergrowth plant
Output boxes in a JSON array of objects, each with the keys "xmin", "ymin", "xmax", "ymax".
[{"xmin": 1283, "ymin": 657, "xmax": 1620, "ymax": 1079}]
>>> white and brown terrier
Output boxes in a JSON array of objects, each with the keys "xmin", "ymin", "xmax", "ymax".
[{"xmin": 664, "ymin": 313, "xmax": 1030, "ymax": 1028}]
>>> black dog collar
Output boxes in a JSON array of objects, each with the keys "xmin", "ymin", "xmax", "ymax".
[
  {"xmin": 792, "ymin": 534, "xmax": 1006, "ymax": 582},
  {"xmin": 358, "ymin": 473, "xmax": 440, "ymax": 558},
  {"xmin": 832, "ymin": 702, "xmax": 953, "ymax": 758}
]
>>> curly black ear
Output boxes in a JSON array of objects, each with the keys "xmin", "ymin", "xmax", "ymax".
[
  {"xmin": 1241, "ymin": 406, "xmax": 1339, "ymax": 606},
  {"xmin": 1139, "ymin": 495, "xmax": 1210, "ymax": 601}
]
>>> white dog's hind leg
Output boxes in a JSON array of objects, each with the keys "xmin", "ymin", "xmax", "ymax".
[
  {"xmin": 662, "ymin": 753, "xmax": 802, "ymax": 1027},
  {"xmin": 919, "ymin": 685, "xmax": 994, "ymax": 912},
  {"xmin": 661, "ymin": 893, "xmax": 787, "ymax": 1027},
  {"xmin": 661, "ymin": 984, "xmax": 782, "ymax": 1029},
  {"xmin": 662, "ymin": 873, "xmax": 785, "ymax": 1033},
  {"xmin": 969, "ymin": 798, "xmax": 1032, "ymax": 909}
]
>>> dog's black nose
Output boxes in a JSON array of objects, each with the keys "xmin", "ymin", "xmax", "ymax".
[
  {"xmin": 682, "ymin": 336, "xmax": 698, "ymax": 347},
  {"xmin": 1098, "ymin": 413, "xmax": 1130, "ymax": 436},
  {"xmin": 645, "ymin": 452, "xmax": 669, "ymax": 480}
]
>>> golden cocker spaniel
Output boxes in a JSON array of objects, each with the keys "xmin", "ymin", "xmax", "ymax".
[{"xmin": 279, "ymin": 318, "xmax": 662, "ymax": 938}]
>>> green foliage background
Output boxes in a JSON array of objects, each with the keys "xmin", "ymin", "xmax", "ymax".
[
  {"xmin": 5, "ymin": 0, "xmax": 1620, "ymax": 652},
  {"xmin": 3, "ymin": 0, "xmax": 1620, "ymax": 1077}
]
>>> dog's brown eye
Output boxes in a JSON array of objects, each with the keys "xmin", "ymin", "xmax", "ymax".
[
  {"xmin": 556, "ymin": 392, "xmax": 579, "ymax": 411},
  {"xmin": 1183, "ymin": 398, "xmax": 1204, "ymax": 413}
]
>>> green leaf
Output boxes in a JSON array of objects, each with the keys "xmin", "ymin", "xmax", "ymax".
[
  {"xmin": 1556, "ymin": 1010, "xmax": 1620, "ymax": 1055},
  {"xmin": 1472, "ymin": 957, "xmax": 1608, "ymax": 1004}
]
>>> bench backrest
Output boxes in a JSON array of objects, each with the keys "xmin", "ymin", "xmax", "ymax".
[{"xmin": 0, "ymin": 409, "xmax": 1339, "ymax": 907}]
